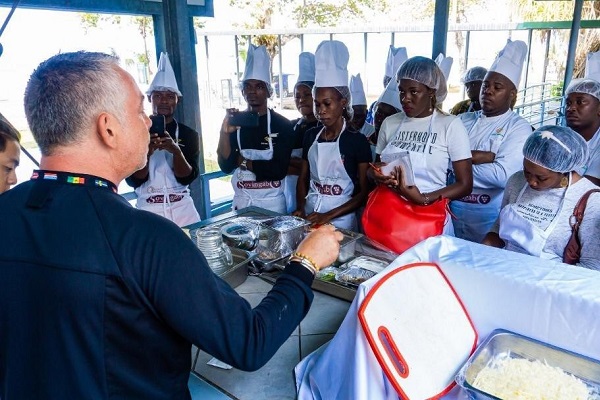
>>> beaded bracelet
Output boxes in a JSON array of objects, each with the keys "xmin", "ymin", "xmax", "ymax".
[
  {"xmin": 289, "ymin": 252, "xmax": 318, "ymax": 275},
  {"xmin": 422, "ymin": 193, "xmax": 430, "ymax": 205}
]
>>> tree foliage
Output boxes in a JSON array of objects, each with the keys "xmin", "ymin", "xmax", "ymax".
[
  {"xmin": 510, "ymin": 0, "xmax": 600, "ymax": 78},
  {"xmin": 227, "ymin": 0, "xmax": 391, "ymax": 66},
  {"xmin": 79, "ymin": 13, "xmax": 153, "ymax": 78}
]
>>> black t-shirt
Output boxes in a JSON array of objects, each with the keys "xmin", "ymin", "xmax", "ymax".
[
  {"xmin": 291, "ymin": 118, "xmax": 320, "ymax": 150},
  {"xmin": 125, "ymin": 119, "xmax": 200, "ymax": 188},
  {"xmin": 218, "ymin": 109, "xmax": 294, "ymax": 181},
  {"xmin": 302, "ymin": 126, "xmax": 372, "ymax": 187}
]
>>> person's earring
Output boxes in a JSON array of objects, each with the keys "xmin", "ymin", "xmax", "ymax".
[
  {"xmin": 429, "ymin": 96, "xmax": 433, "ymax": 112},
  {"xmin": 560, "ymin": 175, "xmax": 568, "ymax": 188}
]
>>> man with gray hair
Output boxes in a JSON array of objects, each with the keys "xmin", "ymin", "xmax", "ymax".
[
  {"xmin": 217, "ymin": 43, "xmax": 294, "ymax": 213},
  {"xmin": 0, "ymin": 51, "xmax": 343, "ymax": 399}
]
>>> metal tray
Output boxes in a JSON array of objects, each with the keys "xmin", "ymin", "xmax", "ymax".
[
  {"xmin": 456, "ymin": 329, "xmax": 600, "ymax": 399},
  {"xmin": 218, "ymin": 247, "xmax": 254, "ymax": 288}
]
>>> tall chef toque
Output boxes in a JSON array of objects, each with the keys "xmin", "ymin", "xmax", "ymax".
[
  {"xmin": 434, "ymin": 53, "xmax": 454, "ymax": 81},
  {"xmin": 314, "ymin": 40, "xmax": 349, "ymax": 88},
  {"xmin": 585, "ymin": 51, "xmax": 600, "ymax": 83},
  {"xmin": 297, "ymin": 52, "xmax": 316, "ymax": 83},
  {"xmin": 349, "ymin": 74, "xmax": 367, "ymax": 106},
  {"xmin": 146, "ymin": 52, "xmax": 182, "ymax": 97},
  {"xmin": 385, "ymin": 45, "xmax": 408, "ymax": 80},
  {"xmin": 242, "ymin": 43, "xmax": 271, "ymax": 84},
  {"xmin": 566, "ymin": 51, "xmax": 600, "ymax": 100},
  {"xmin": 377, "ymin": 76, "xmax": 402, "ymax": 111},
  {"xmin": 488, "ymin": 39, "xmax": 528, "ymax": 89}
]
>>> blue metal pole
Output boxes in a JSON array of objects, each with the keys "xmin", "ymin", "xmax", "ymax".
[{"xmin": 432, "ymin": 0, "xmax": 450, "ymax": 58}]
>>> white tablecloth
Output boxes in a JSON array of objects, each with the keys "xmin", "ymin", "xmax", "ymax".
[{"xmin": 295, "ymin": 235, "xmax": 600, "ymax": 399}]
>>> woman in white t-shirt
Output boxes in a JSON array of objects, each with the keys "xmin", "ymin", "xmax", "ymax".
[
  {"xmin": 369, "ymin": 56, "xmax": 473, "ymax": 235},
  {"xmin": 483, "ymin": 125, "xmax": 600, "ymax": 270}
]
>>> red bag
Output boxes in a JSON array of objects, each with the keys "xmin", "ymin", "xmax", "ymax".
[{"xmin": 361, "ymin": 185, "xmax": 449, "ymax": 254}]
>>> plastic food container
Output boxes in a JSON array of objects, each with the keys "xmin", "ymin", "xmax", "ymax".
[
  {"xmin": 253, "ymin": 216, "xmax": 310, "ymax": 268},
  {"xmin": 315, "ymin": 266, "xmax": 339, "ymax": 283},
  {"xmin": 334, "ymin": 256, "xmax": 388, "ymax": 287},
  {"xmin": 455, "ymin": 329, "xmax": 600, "ymax": 399},
  {"xmin": 336, "ymin": 228, "xmax": 364, "ymax": 263}
]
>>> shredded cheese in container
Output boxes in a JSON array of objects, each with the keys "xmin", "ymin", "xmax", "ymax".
[{"xmin": 473, "ymin": 357, "xmax": 591, "ymax": 399}]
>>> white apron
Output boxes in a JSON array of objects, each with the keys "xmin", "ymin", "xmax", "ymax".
[
  {"xmin": 380, "ymin": 112, "xmax": 454, "ymax": 235},
  {"xmin": 135, "ymin": 124, "xmax": 201, "ymax": 227},
  {"xmin": 231, "ymin": 110, "xmax": 287, "ymax": 214},
  {"xmin": 305, "ymin": 122, "xmax": 357, "ymax": 230},
  {"xmin": 451, "ymin": 111, "xmax": 514, "ymax": 242},
  {"xmin": 499, "ymin": 174, "xmax": 570, "ymax": 257}
]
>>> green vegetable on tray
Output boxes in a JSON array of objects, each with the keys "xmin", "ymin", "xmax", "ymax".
[{"xmin": 316, "ymin": 266, "xmax": 338, "ymax": 282}]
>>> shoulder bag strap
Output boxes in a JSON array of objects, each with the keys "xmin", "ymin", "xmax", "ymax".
[{"xmin": 570, "ymin": 189, "xmax": 600, "ymax": 232}]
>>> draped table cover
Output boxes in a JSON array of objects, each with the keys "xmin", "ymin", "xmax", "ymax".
[{"xmin": 295, "ymin": 235, "xmax": 600, "ymax": 399}]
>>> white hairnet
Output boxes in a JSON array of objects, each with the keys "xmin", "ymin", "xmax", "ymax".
[
  {"xmin": 312, "ymin": 85, "xmax": 354, "ymax": 120},
  {"xmin": 396, "ymin": 56, "xmax": 447, "ymax": 104},
  {"xmin": 461, "ymin": 66, "xmax": 487, "ymax": 84},
  {"xmin": 565, "ymin": 78, "xmax": 600, "ymax": 101},
  {"xmin": 523, "ymin": 125, "xmax": 589, "ymax": 173}
]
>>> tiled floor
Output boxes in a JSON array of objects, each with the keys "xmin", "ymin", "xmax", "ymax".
[{"xmin": 192, "ymin": 275, "xmax": 352, "ymax": 400}]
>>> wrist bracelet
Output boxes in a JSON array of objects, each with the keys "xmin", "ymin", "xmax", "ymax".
[
  {"xmin": 289, "ymin": 252, "xmax": 318, "ymax": 275},
  {"xmin": 422, "ymin": 193, "xmax": 430, "ymax": 205}
]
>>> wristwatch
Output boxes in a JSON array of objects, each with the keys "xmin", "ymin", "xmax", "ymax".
[{"xmin": 240, "ymin": 158, "xmax": 248, "ymax": 171}]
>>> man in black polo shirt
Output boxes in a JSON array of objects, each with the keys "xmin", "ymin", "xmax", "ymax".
[{"xmin": 0, "ymin": 51, "xmax": 342, "ymax": 400}]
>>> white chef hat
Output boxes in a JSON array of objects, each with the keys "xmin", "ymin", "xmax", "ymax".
[
  {"xmin": 434, "ymin": 53, "xmax": 454, "ymax": 81},
  {"xmin": 297, "ymin": 52, "xmax": 316, "ymax": 83},
  {"xmin": 242, "ymin": 43, "xmax": 271, "ymax": 85},
  {"xmin": 488, "ymin": 39, "xmax": 528, "ymax": 89},
  {"xmin": 349, "ymin": 74, "xmax": 367, "ymax": 106},
  {"xmin": 377, "ymin": 77, "xmax": 402, "ymax": 111},
  {"xmin": 146, "ymin": 52, "xmax": 182, "ymax": 97},
  {"xmin": 585, "ymin": 51, "xmax": 600, "ymax": 83},
  {"xmin": 314, "ymin": 40, "xmax": 349, "ymax": 88},
  {"xmin": 385, "ymin": 45, "xmax": 408, "ymax": 79}
]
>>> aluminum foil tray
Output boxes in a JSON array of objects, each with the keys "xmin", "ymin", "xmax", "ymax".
[{"xmin": 456, "ymin": 329, "xmax": 600, "ymax": 399}]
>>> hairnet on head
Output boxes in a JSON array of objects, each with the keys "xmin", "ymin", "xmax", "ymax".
[
  {"xmin": 295, "ymin": 80, "xmax": 315, "ymax": 91},
  {"xmin": 312, "ymin": 85, "xmax": 354, "ymax": 120},
  {"xmin": 565, "ymin": 78, "xmax": 600, "ymax": 101},
  {"xmin": 396, "ymin": 56, "xmax": 447, "ymax": 104},
  {"xmin": 523, "ymin": 125, "xmax": 589, "ymax": 173},
  {"xmin": 461, "ymin": 66, "xmax": 487, "ymax": 84}
]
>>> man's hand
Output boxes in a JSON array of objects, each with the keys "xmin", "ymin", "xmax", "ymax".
[
  {"xmin": 295, "ymin": 224, "xmax": 343, "ymax": 270},
  {"xmin": 150, "ymin": 132, "xmax": 182, "ymax": 155},
  {"xmin": 220, "ymin": 108, "xmax": 240, "ymax": 136}
]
